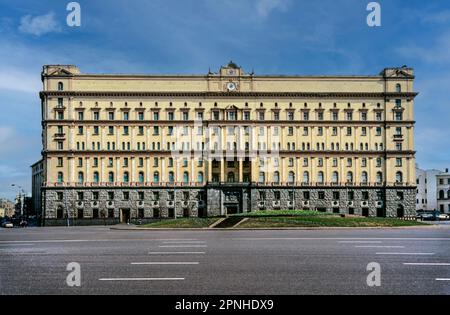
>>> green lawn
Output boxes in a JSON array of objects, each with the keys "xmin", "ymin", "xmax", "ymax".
[
  {"xmin": 139, "ymin": 217, "xmax": 220, "ymax": 228},
  {"xmin": 237, "ymin": 216, "xmax": 426, "ymax": 228},
  {"xmin": 231, "ymin": 210, "xmax": 333, "ymax": 217}
]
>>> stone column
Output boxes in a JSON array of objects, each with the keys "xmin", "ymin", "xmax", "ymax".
[
  {"xmin": 220, "ymin": 158, "xmax": 225, "ymax": 182},
  {"xmin": 208, "ymin": 159, "xmax": 213, "ymax": 183},
  {"xmin": 238, "ymin": 158, "xmax": 244, "ymax": 182}
]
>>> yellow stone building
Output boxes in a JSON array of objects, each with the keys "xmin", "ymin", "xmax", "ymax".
[{"xmin": 35, "ymin": 62, "xmax": 417, "ymax": 225}]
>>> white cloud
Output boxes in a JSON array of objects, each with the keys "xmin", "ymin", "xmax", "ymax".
[
  {"xmin": 255, "ymin": 0, "xmax": 291, "ymax": 18},
  {"xmin": 422, "ymin": 10, "xmax": 450, "ymax": 24},
  {"xmin": 0, "ymin": 67, "xmax": 41, "ymax": 93},
  {"xmin": 19, "ymin": 12, "xmax": 61, "ymax": 36}
]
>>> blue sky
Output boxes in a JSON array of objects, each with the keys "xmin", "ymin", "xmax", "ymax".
[{"xmin": 0, "ymin": 0, "xmax": 449, "ymax": 200}]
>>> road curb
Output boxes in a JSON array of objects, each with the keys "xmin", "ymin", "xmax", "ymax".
[{"xmin": 110, "ymin": 225, "xmax": 441, "ymax": 231}]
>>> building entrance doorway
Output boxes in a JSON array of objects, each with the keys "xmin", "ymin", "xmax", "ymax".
[{"xmin": 120, "ymin": 209, "xmax": 130, "ymax": 223}]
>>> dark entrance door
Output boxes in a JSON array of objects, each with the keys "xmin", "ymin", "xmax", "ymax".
[
  {"xmin": 226, "ymin": 205, "xmax": 239, "ymax": 215},
  {"xmin": 120, "ymin": 209, "xmax": 130, "ymax": 223}
]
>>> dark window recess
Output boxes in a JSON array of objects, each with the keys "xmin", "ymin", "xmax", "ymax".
[
  {"xmin": 93, "ymin": 209, "xmax": 99, "ymax": 219},
  {"xmin": 303, "ymin": 191, "xmax": 310, "ymax": 200},
  {"xmin": 138, "ymin": 209, "xmax": 144, "ymax": 219},
  {"xmin": 108, "ymin": 209, "xmax": 115, "ymax": 218},
  {"xmin": 318, "ymin": 191, "xmax": 325, "ymax": 200}
]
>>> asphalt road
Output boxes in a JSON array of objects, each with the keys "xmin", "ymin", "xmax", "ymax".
[{"xmin": 1, "ymin": 226, "xmax": 450, "ymax": 295}]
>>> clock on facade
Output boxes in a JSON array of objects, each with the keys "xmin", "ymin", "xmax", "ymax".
[{"xmin": 227, "ymin": 82, "xmax": 237, "ymax": 91}]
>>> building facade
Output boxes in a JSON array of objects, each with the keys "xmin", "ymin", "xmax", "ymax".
[
  {"xmin": 38, "ymin": 63, "xmax": 417, "ymax": 225},
  {"xmin": 31, "ymin": 159, "xmax": 44, "ymax": 219},
  {"xmin": 415, "ymin": 167, "xmax": 442, "ymax": 211},
  {"xmin": 437, "ymin": 169, "xmax": 450, "ymax": 213}
]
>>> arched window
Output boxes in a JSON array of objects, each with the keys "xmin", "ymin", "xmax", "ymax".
[
  {"xmin": 317, "ymin": 171, "xmax": 324, "ymax": 184},
  {"xmin": 183, "ymin": 172, "xmax": 189, "ymax": 183},
  {"xmin": 303, "ymin": 171, "xmax": 309, "ymax": 184},
  {"xmin": 198, "ymin": 172, "xmax": 204, "ymax": 183},
  {"xmin": 347, "ymin": 172, "xmax": 353, "ymax": 183},
  {"xmin": 439, "ymin": 190, "xmax": 445, "ymax": 199},
  {"xmin": 332, "ymin": 171, "xmax": 339, "ymax": 184},
  {"xmin": 361, "ymin": 171, "xmax": 368, "ymax": 184},
  {"xmin": 168, "ymin": 172, "xmax": 174, "ymax": 183},
  {"xmin": 154, "ymin": 172, "xmax": 160, "ymax": 183},
  {"xmin": 227, "ymin": 172, "xmax": 235, "ymax": 183},
  {"xmin": 396, "ymin": 171, "xmax": 403, "ymax": 183},
  {"xmin": 78, "ymin": 172, "xmax": 84, "ymax": 183},
  {"xmin": 376, "ymin": 172, "xmax": 383, "ymax": 184},
  {"xmin": 108, "ymin": 172, "xmax": 114, "ymax": 183},
  {"xmin": 58, "ymin": 82, "xmax": 64, "ymax": 91},
  {"xmin": 123, "ymin": 172, "xmax": 129, "ymax": 183},
  {"xmin": 259, "ymin": 172, "xmax": 265, "ymax": 183},
  {"xmin": 288, "ymin": 171, "xmax": 295, "ymax": 183},
  {"xmin": 396, "ymin": 83, "xmax": 401, "ymax": 93},
  {"xmin": 138, "ymin": 172, "xmax": 144, "ymax": 183},
  {"xmin": 93, "ymin": 172, "xmax": 99, "ymax": 183},
  {"xmin": 57, "ymin": 172, "xmax": 64, "ymax": 183}
]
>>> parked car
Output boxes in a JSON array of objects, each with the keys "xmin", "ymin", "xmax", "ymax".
[
  {"xmin": 1, "ymin": 221, "xmax": 13, "ymax": 228},
  {"xmin": 416, "ymin": 212, "xmax": 436, "ymax": 221},
  {"xmin": 438, "ymin": 213, "xmax": 450, "ymax": 221}
]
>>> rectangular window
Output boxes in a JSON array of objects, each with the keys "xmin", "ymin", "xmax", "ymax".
[
  {"xmin": 123, "ymin": 112, "xmax": 129, "ymax": 120},
  {"xmin": 259, "ymin": 112, "xmax": 265, "ymax": 121},
  {"xmin": 346, "ymin": 127, "xmax": 352, "ymax": 136},
  {"xmin": 168, "ymin": 112, "xmax": 174, "ymax": 121},
  {"xmin": 138, "ymin": 112, "xmax": 144, "ymax": 121},
  {"xmin": 361, "ymin": 127, "xmax": 367, "ymax": 136},
  {"xmin": 153, "ymin": 112, "xmax": 159, "ymax": 121},
  {"xmin": 376, "ymin": 112, "xmax": 382, "ymax": 121},
  {"xmin": 361, "ymin": 112, "xmax": 367, "ymax": 121},
  {"xmin": 78, "ymin": 111, "xmax": 84, "ymax": 121},
  {"xmin": 376, "ymin": 127, "xmax": 382, "ymax": 136},
  {"xmin": 123, "ymin": 126, "xmax": 129, "ymax": 135},
  {"xmin": 93, "ymin": 112, "xmax": 99, "ymax": 120},
  {"xmin": 108, "ymin": 112, "xmax": 114, "ymax": 120},
  {"xmin": 396, "ymin": 158, "xmax": 402, "ymax": 167},
  {"xmin": 395, "ymin": 112, "xmax": 403, "ymax": 121},
  {"xmin": 57, "ymin": 111, "xmax": 64, "ymax": 120},
  {"xmin": 57, "ymin": 157, "xmax": 63, "ymax": 167},
  {"xmin": 243, "ymin": 111, "xmax": 250, "ymax": 120},
  {"xmin": 332, "ymin": 111, "xmax": 338, "ymax": 121},
  {"xmin": 57, "ymin": 98, "xmax": 64, "ymax": 107},
  {"xmin": 346, "ymin": 112, "xmax": 353, "ymax": 121},
  {"xmin": 303, "ymin": 112, "xmax": 309, "ymax": 121},
  {"xmin": 78, "ymin": 126, "xmax": 83, "ymax": 135},
  {"xmin": 182, "ymin": 112, "xmax": 189, "ymax": 121},
  {"xmin": 318, "ymin": 112, "xmax": 324, "ymax": 121}
]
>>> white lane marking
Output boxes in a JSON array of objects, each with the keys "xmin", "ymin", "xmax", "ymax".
[
  {"xmin": 99, "ymin": 278, "xmax": 184, "ymax": 281},
  {"xmin": 2, "ymin": 237, "xmax": 450, "ymax": 244},
  {"xmin": 376, "ymin": 252, "xmax": 435, "ymax": 255},
  {"xmin": 436, "ymin": 279, "xmax": 450, "ymax": 281},
  {"xmin": 0, "ymin": 239, "xmax": 199, "ymax": 244},
  {"xmin": 131, "ymin": 262, "xmax": 199, "ymax": 265},
  {"xmin": 159, "ymin": 245, "xmax": 207, "ymax": 248},
  {"xmin": 162, "ymin": 241, "xmax": 206, "ymax": 244},
  {"xmin": 231, "ymin": 238, "xmax": 450, "ymax": 241},
  {"xmin": 404, "ymin": 263, "xmax": 450, "ymax": 266},
  {"xmin": 355, "ymin": 246, "xmax": 405, "ymax": 248},
  {"xmin": 149, "ymin": 252, "xmax": 206, "ymax": 255},
  {"xmin": 0, "ymin": 244, "xmax": 35, "ymax": 246},
  {"xmin": 339, "ymin": 241, "xmax": 383, "ymax": 244}
]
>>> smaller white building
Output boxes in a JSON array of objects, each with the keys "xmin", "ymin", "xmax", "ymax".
[
  {"xmin": 437, "ymin": 169, "xmax": 450, "ymax": 213},
  {"xmin": 416, "ymin": 167, "xmax": 442, "ymax": 211}
]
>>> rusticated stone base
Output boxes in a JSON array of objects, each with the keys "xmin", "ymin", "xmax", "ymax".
[{"xmin": 41, "ymin": 185, "xmax": 416, "ymax": 225}]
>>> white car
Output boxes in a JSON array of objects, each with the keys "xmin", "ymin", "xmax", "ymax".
[
  {"xmin": 438, "ymin": 214, "xmax": 450, "ymax": 221},
  {"xmin": 2, "ymin": 222, "xmax": 13, "ymax": 228}
]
